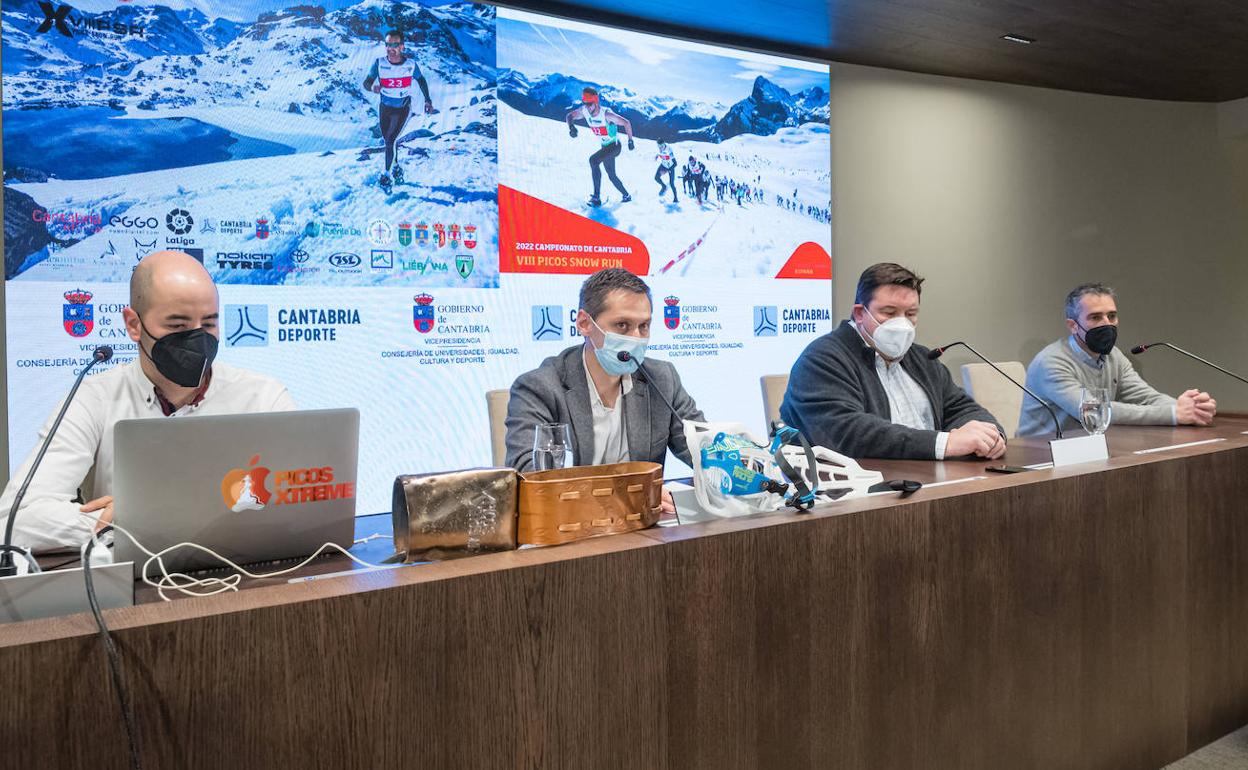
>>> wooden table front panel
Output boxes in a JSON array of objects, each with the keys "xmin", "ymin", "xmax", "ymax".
[{"xmin": 3, "ymin": 426, "xmax": 1248, "ymax": 769}]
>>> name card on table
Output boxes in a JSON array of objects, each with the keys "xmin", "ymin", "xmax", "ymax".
[{"xmin": 1049, "ymin": 433, "xmax": 1110, "ymax": 468}]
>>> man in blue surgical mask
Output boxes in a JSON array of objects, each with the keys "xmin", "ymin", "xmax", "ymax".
[
  {"xmin": 781, "ymin": 262, "xmax": 1006, "ymax": 460},
  {"xmin": 0, "ymin": 250, "xmax": 296, "ymax": 552},
  {"xmin": 505, "ymin": 268, "xmax": 705, "ymax": 511}
]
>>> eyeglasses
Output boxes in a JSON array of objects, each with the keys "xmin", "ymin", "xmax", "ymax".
[{"xmin": 385, "ymin": 42, "xmax": 402, "ymax": 48}]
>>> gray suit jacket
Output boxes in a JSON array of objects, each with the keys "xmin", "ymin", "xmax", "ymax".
[{"xmin": 505, "ymin": 345, "xmax": 705, "ymax": 472}]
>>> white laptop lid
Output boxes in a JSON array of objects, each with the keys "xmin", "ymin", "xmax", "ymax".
[{"xmin": 112, "ymin": 408, "xmax": 359, "ymax": 577}]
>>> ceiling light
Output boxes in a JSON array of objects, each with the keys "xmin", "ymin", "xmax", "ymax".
[{"xmin": 1002, "ymin": 34, "xmax": 1035, "ymax": 44}]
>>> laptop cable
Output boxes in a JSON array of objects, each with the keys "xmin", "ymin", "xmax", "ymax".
[{"xmin": 83, "ymin": 527, "xmax": 143, "ymax": 770}]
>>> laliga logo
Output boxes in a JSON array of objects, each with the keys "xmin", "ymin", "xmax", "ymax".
[
  {"xmin": 221, "ymin": 454, "xmax": 354, "ymax": 512},
  {"xmin": 413, "ymin": 293, "xmax": 435, "ymax": 334},
  {"xmin": 664, "ymin": 295, "xmax": 681, "ymax": 330}
]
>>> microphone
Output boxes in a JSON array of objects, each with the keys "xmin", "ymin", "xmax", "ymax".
[
  {"xmin": 616, "ymin": 351, "xmax": 681, "ymax": 418},
  {"xmin": 617, "ymin": 351, "xmax": 683, "ymax": 524},
  {"xmin": 1131, "ymin": 341, "xmax": 1248, "ymax": 386},
  {"xmin": 0, "ymin": 345, "xmax": 113, "ymax": 576},
  {"xmin": 929, "ymin": 341, "xmax": 1063, "ymax": 439}
]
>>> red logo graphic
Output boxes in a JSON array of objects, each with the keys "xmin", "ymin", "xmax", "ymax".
[
  {"xmin": 221, "ymin": 454, "xmax": 354, "ymax": 511},
  {"xmin": 413, "ymin": 293, "xmax": 435, "ymax": 333},
  {"xmin": 464, "ymin": 224, "xmax": 477, "ymax": 249},
  {"xmin": 774, "ymin": 242, "xmax": 832, "ymax": 280},
  {"xmin": 664, "ymin": 295, "xmax": 681, "ymax": 330},
  {"xmin": 221, "ymin": 454, "xmax": 272, "ymax": 511},
  {"xmin": 63, "ymin": 289, "xmax": 95, "ymax": 338}
]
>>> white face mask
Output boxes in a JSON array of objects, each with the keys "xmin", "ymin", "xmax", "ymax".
[{"xmin": 859, "ymin": 307, "xmax": 916, "ymax": 360}]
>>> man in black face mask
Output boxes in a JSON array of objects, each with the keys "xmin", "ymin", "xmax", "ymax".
[
  {"xmin": 1017, "ymin": 282, "xmax": 1216, "ymax": 436},
  {"xmin": 0, "ymin": 250, "xmax": 295, "ymax": 552}
]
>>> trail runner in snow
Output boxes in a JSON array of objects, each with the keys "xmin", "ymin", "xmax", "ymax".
[
  {"xmin": 654, "ymin": 141, "xmax": 679, "ymax": 203},
  {"xmin": 566, "ymin": 86, "xmax": 634, "ymax": 207},
  {"xmin": 362, "ymin": 28, "xmax": 434, "ymax": 192}
]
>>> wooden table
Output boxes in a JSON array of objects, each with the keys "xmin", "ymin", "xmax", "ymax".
[{"xmin": 3, "ymin": 419, "xmax": 1248, "ymax": 769}]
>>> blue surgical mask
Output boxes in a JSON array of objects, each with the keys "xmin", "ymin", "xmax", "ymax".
[{"xmin": 588, "ymin": 316, "xmax": 647, "ymax": 376}]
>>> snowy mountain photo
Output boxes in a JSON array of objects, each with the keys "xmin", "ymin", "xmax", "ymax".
[
  {"xmin": 497, "ymin": 8, "xmax": 830, "ymax": 279},
  {"xmin": 499, "ymin": 70, "xmax": 827, "ymax": 144},
  {"xmin": 2, "ymin": 0, "xmax": 499, "ymax": 286}
]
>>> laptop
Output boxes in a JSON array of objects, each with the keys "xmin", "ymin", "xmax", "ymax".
[{"xmin": 112, "ymin": 408, "xmax": 359, "ymax": 578}]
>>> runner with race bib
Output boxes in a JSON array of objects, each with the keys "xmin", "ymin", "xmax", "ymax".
[
  {"xmin": 565, "ymin": 86, "xmax": 635, "ymax": 208},
  {"xmin": 362, "ymin": 29, "xmax": 434, "ymax": 191}
]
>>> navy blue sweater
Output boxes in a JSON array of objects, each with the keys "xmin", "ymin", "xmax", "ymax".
[{"xmin": 780, "ymin": 321, "xmax": 1002, "ymax": 459}]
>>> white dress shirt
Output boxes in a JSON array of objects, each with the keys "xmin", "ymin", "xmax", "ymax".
[
  {"xmin": 855, "ymin": 321, "xmax": 949, "ymax": 459},
  {"xmin": 582, "ymin": 354, "xmax": 632, "ymax": 466},
  {"xmin": 0, "ymin": 361, "xmax": 295, "ymax": 552}
]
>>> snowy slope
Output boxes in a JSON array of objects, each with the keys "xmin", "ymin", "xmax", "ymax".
[
  {"xmin": 2, "ymin": 0, "xmax": 494, "ymax": 122},
  {"xmin": 500, "ymin": 103, "xmax": 829, "ymax": 279},
  {"xmin": 10, "ymin": 92, "xmax": 499, "ymax": 287}
]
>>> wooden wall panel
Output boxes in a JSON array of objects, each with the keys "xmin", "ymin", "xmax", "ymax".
[{"xmin": 1186, "ymin": 446, "xmax": 1248, "ymax": 749}]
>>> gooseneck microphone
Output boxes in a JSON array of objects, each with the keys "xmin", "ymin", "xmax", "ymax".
[
  {"xmin": 929, "ymin": 341, "xmax": 1063, "ymax": 439},
  {"xmin": 1130, "ymin": 341, "xmax": 1248, "ymax": 386},
  {"xmin": 0, "ymin": 345, "xmax": 113, "ymax": 577},
  {"xmin": 617, "ymin": 351, "xmax": 683, "ymax": 524},
  {"xmin": 617, "ymin": 351, "xmax": 681, "ymax": 417}
]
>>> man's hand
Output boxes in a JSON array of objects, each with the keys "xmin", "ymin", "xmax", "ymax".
[
  {"xmin": 80, "ymin": 495, "xmax": 114, "ymax": 533},
  {"xmin": 424, "ymin": 99, "xmax": 435, "ymax": 115},
  {"xmin": 627, "ymin": 137, "xmax": 635, "ymax": 151},
  {"xmin": 947, "ymin": 421, "xmax": 1007, "ymax": 459},
  {"xmin": 569, "ymin": 125, "xmax": 578, "ymax": 138},
  {"xmin": 1177, "ymin": 389, "xmax": 1217, "ymax": 426},
  {"xmin": 661, "ymin": 488, "xmax": 676, "ymax": 515},
  {"xmin": 370, "ymin": 83, "xmax": 381, "ymax": 94}
]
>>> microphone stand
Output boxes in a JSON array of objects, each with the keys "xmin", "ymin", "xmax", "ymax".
[
  {"xmin": 930, "ymin": 341, "xmax": 1063, "ymax": 439},
  {"xmin": 1, "ymin": 346, "xmax": 113, "ymax": 576},
  {"xmin": 1131, "ymin": 342, "xmax": 1248, "ymax": 386}
]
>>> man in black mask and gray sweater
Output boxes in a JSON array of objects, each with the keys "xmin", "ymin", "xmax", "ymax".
[
  {"xmin": 781, "ymin": 262, "xmax": 1006, "ymax": 460},
  {"xmin": 1016, "ymin": 282, "xmax": 1216, "ymax": 436}
]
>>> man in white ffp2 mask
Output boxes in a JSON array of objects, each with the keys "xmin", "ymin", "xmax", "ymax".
[{"xmin": 780, "ymin": 262, "xmax": 1006, "ymax": 460}]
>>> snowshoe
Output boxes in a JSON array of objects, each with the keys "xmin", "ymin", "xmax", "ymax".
[
  {"xmin": 588, "ymin": 195, "xmax": 603, "ymax": 207},
  {"xmin": 621, "ymin": 193, "xmax": 632, "ymax": 203},
  {"xmin": 379, "ymin": 174, "xmax": 393, "ymax": 194},
  {"xmin": 392, "ymin": 164, "xmax": 405, "ymax": 184}
]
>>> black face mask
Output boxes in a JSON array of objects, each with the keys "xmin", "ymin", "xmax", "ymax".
[
  {"xmin": 1079, "ymin": 322, "xmax": 1118, "ymax": 356},
  {"xmin": 140, "ymin": 320, "xmax": 218, "ymax": 387}
]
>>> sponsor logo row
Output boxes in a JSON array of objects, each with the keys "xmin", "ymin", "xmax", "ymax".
[
  {"xmin": 530, "ymin": 300, "xmax": 831, "ymax": 340},
  {"xmin": 39, "ymin": 208, "xmax": 481, "ymax": 249},
  {"xmin": 53, "ymin": 239, "xmax": 476, "ymax": 280},
  {"xmin": 58, "ymin": 291, "xmax": 831, "ymax": 347},
  {"xmin": 60, "ymin": 291, "xmax": 486, "ymax": 343}
]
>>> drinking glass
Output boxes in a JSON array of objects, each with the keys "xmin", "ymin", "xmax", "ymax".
[
  {"xmin": 1079, "ymin": 387, "xmax": 1112, "ymax": 435},
  {"xmin": 533, "ymin": 423, "xmax": 573, "ymax": 470}
]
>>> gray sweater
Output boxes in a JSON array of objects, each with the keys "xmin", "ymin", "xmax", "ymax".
[
  {"xmin": 1017, "ymin": 336, "xmax": 1176, "ymax": 437},
  {"xmin": 779, "ymin": 321, "xmax": 1003, "ymax": 459}
]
